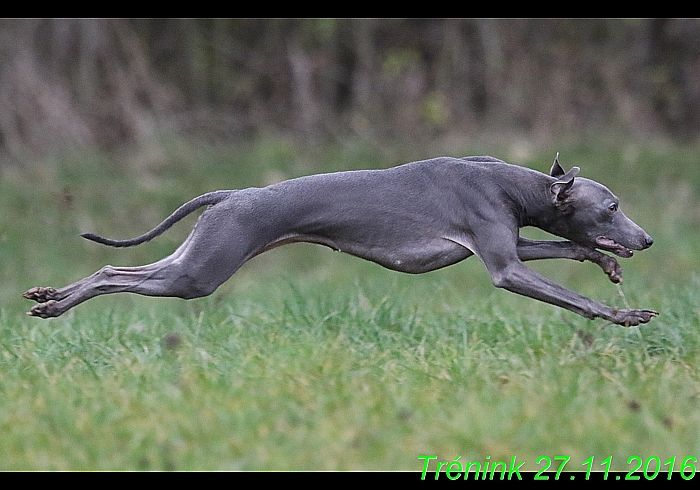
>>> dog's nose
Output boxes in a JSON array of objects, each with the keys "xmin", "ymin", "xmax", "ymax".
[{"xmin": 644, "ymin": 234, "xmax": 654, "ymax": 248}]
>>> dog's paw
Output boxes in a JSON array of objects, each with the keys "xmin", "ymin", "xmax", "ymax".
[
  {"xmin": 601, "ymin": 256, "xmax": 623, "ymax": 284},
  {"xmin": 589, "ymin": 252, "xmax": 623, "ymax": 283},
  {"xmin": 23, "ymin": 287, "xmax": 58, "ymax": 303},
  {"xmin": 27, "ymin": 300, "xmax": 61, "ymax": 319},
  {"xmin": 612, "ymin": 308, "xmax": 659, "ymax": 327}
]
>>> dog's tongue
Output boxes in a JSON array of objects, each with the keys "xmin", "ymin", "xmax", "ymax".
[{"xmin": 596, "ymin": 236, "xmax": 633, "ymax": 258}]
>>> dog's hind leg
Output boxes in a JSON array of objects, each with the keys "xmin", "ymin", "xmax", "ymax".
[
  {"xmin": 26, "ymin": 260, "xmax": 194, "ymax": 318},
  {"xmin": 24, "ymin": 202, "xmax": 273, "ymax": 318},
  {"xmin": 516, "ymin": 237, "xmax": 623, "ymax": 283}
]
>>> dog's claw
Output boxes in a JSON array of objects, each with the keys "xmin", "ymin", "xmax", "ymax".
[
  {"xmin": 23, "ymin": 287, "xmax": 58, "ymax": 303},
  {"xmin": 613, "ymin": 309, "xmax": 659, "ymax": 327},
  {"xmin": 27, "ymin": 300, "xmax": 60, "ymax": 319}
]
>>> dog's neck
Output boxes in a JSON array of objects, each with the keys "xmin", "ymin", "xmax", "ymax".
[{"xmin": 510, "ymin": 174, "xmax": 567, "ymax": 236}]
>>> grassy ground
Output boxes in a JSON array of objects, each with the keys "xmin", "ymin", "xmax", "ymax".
[{"xmin": 0, "ymin": 138, "xmax": 699, "ymax": 471}]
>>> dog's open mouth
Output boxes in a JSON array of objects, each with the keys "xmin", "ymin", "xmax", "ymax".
[{"xmin": 595, "ymin": 236, "xmax": 633, "ymax": 258}]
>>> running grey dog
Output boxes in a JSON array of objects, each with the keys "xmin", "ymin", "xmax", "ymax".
[{"xmin": 24, "ymin": 155, "xmax": 658, "ymax": 326}]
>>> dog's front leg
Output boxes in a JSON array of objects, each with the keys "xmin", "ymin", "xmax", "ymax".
[
  {"xmin": 516, "ymin": 237, "xmax": 623, "ymax": 283},
  {"xmin": 491, "ymin": 262, "xmax": 657, "ymax": 326},
  {"xmin": 473, "ymin": 227, "xmax": 657, "ymax": 326}
]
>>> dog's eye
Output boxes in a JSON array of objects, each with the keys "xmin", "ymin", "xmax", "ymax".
[{"xmin": 608, "ymin": 203, "xmax": 618, "ymax": 213}]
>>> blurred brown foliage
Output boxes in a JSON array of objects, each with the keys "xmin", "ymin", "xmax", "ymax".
[{"xmin": 2, "ymin": 19, "xmax": 699, "ymax": 158}]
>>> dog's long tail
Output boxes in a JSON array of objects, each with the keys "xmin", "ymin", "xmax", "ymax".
[{"xmin": 80, "ymin": 190, "xmax": 231, "ymax": 248}]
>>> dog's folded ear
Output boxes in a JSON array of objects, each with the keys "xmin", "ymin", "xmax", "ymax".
[
  {"xmin": 550, "ymin": 153, "xmax": 566, "ymax": 178},
  {"xmin": 550, "ymin": 165, "xmax": 580, "ymax": 207}
]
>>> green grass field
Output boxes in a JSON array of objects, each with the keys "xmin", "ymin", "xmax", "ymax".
[{"xmin": 1, "ymin": 138, "xmax": 699, "ymax": 471}]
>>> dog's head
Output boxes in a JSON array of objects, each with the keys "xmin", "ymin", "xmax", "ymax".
[{"xmin": 546, "ymin": 155, "xmax": 654, "ymax": 257}]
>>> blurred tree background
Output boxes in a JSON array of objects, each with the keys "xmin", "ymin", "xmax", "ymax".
[{"xmin": 2, "ymin": 18, "xmax": 700, "ymax": 161}]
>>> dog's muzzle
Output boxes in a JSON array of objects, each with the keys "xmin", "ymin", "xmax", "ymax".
[{"xmin": 595, "ymin": 234, "xmax": 653, "ymax": 258}]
